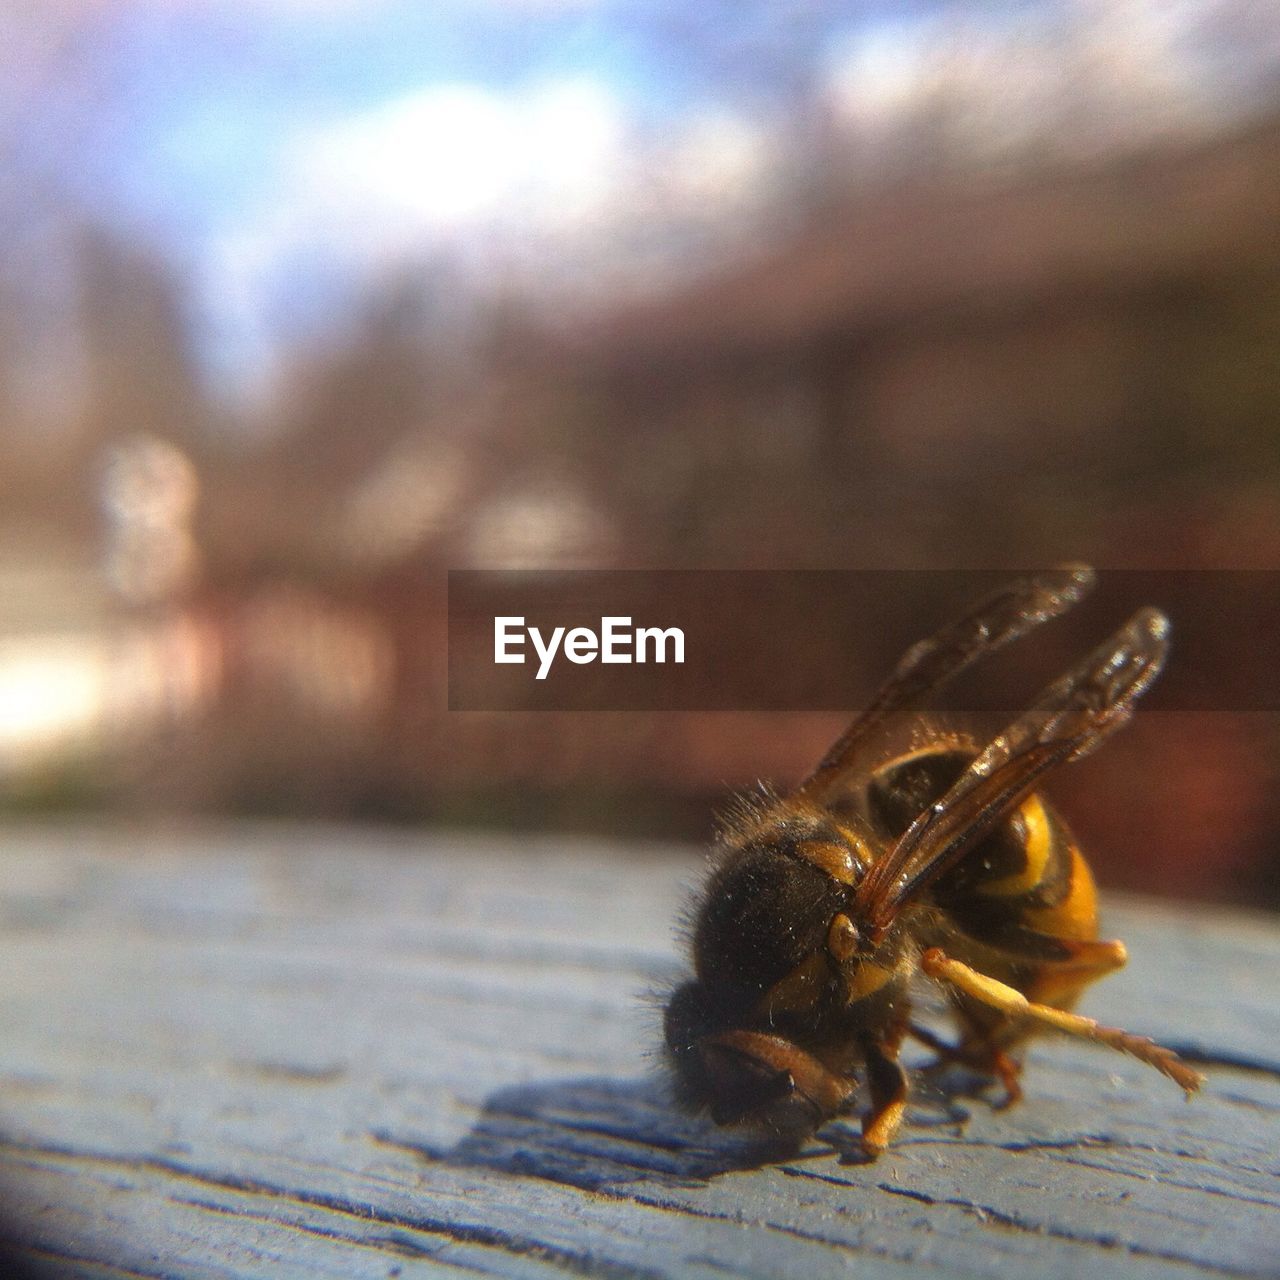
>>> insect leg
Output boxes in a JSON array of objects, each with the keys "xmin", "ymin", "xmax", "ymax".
[
  {"xmin": 920, "ymin": 948, "xmax": 1205, "ymax": 1095},
  {"xmin": 910, "ymin": 1013, "xmax": 1026, "ymax": 1107},
  {"xmin": 860, "ymin": 1033, "xmax": 910, "ymax": 1157},
  {"xmin": 912, "ymin": 942, "xmax": 1129, "ymax": 1103}
]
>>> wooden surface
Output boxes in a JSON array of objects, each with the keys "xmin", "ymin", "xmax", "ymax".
[{"xmin": 0, "ymin": 822, "xmax": 1276, "ymax": 1279}]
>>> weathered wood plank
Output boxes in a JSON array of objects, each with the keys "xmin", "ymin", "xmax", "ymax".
[{"xmin": 0, "ymin": 823, "xmax": 1277, "ymax": 1278}]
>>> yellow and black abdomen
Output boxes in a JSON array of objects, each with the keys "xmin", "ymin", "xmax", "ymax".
[{"xmin": 864, "ymin": 745, "xmax": 1103, "ymax": 1001}]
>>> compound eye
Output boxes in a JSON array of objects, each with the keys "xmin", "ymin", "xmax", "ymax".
[{"xmin": 827, "ymin": 912, "xmax": 860, "ymax": 963}]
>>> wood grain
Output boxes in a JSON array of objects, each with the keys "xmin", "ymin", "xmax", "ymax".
[{"xmin": 0, "ymin": 823, "xmax": 1276, "ymax": 1278}]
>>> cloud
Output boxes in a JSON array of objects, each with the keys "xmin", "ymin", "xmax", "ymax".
[
  {"xmin": 197, "ymin": 73, "xmax": 777, "ymax": 399},
  {"xmin": 195, "ymin": 75, "xmax": 627, "ymax": 396},
  {"xmin": 290, "ymin": 76, "xmax": 626, "ymax": 255}
]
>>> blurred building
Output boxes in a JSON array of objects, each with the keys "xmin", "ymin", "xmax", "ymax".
[{"xmin": 578, "ymin": 110, "xmax": 1280, "ymax": 569}]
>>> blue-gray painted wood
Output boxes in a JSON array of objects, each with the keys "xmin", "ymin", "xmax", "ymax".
[{"xmin": 0, "ymin": 823, "xmax": 1276, "ymax": 1278}]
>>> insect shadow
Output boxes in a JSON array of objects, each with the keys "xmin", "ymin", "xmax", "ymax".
[{"xmin": 380, "ymin": 1068, "xmax": 976, "ymax": 1194}]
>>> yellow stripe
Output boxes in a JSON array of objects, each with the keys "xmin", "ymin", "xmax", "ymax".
[
  {"xmin": 756, "ymin": 950, "xmax": 897, "ymax": 1021},
  {"xmin": 846, "ymin": 960, "xmax": 895, "ymax": 1002},
  {"xmin": 975, "ymin": 794, "xmax": 1051, "ymax": 898},
  {"xmin": 1023, "ymin": 846, "xmax": 1098, "ymax": 941},
  {"xmin": 796, "ymin": 840, "xmax": 858, "ymax": 885}
]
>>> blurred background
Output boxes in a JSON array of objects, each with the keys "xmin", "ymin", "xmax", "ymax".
[{"xmin": 3, "ymin": 0, "xmax": 1280, "ymax": 907}]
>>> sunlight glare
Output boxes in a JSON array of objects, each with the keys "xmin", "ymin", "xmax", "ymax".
[
  {"xmin": 0, "ymin": 637, "xmax": 104, "ymax": 765},
  {"xmin": 301, "ymin": 76, "xmax": 624, "ymax": 235}
]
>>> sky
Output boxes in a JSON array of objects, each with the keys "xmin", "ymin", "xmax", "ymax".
[{"xmin": 4, "ymin": 0, "xmax": 1279, "ymax": 404}]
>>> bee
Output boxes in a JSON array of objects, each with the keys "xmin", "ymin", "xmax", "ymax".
[{"xmin": 664, "ymin": 566, "xmax": 1204, "ymax": 1159}]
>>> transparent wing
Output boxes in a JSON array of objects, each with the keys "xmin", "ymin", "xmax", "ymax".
[
  {"xmin": 799, "ymin": 564, "xmax": 1096, "ymax": 800},
  {"xmin": 853, "ymin": 607, "xmax": 1170, "ymax": 939}
]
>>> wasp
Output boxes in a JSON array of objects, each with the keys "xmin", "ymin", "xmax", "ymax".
[{"xmin": 664, "ymin": 566, "xmax": 1204, "ymax": 1159}]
